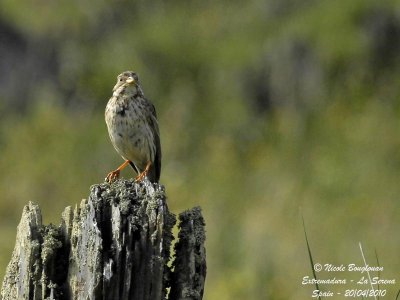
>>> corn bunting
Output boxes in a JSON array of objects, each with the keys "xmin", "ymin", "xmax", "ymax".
[{"xmin": 105, "ymin": 71, "xmax": 161, "ymax": 183}]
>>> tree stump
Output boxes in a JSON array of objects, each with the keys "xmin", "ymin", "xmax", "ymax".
[{"xmin": 1, "ymin": 179, "xmax": 206, "ymax": 300}]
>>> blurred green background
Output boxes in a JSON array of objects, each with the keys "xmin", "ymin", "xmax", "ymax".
[{"xmin": 1, "ymin": 0, "xmax": 400, "ymax": 299}]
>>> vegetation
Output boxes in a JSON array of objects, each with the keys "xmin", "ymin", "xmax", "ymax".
[{"xmin": 1, "ymin": 0, "xmax": 400, "ymax": 298}]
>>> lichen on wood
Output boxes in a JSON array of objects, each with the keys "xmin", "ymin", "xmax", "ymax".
[
  {"xmin": 170, "ymin": 207, "xmax": 206, "ymax": 300},
  {"xmin": 1, "ymin": 179, "xmax": 206, "ymax": 300}
]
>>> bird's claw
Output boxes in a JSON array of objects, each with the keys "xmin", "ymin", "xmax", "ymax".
[
  {"xmin": 105, "ymin": 170, "xmax": 120, "ymax": 183},
  {"xmin": 134, "ymin": 162, "xmax": 151, "ymax": 182},
  {"xmin": 134, "ymin": 170, "xmax": 148, "ymax": 182}
]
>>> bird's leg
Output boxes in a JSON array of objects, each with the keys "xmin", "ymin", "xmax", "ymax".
[
  {"xmin": 135, "ymin": 161, "xmax": 152, "ymax": 182},
  {"xmin": 106, "ymin": 160, "xmax": 131, "ymax": 183}
]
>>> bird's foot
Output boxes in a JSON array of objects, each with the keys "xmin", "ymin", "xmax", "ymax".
[
  {"xmin": 105, "ymin": 160, "xmax": 131, "ymax": 183},
  {"xmin": 134, "ymin": 161, "xmax": 151, "ymax": 182},
  {"xmin": 105, "ymin": 169, "xmax": 120, "ymax": 183},
  {"xmin": 134, "ymin": 170, "xmax": 148, "ymax": 182}
]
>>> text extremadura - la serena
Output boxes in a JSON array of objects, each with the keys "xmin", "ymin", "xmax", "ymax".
[{"xmin": 302, "ymin": 276, "xmax": 396, "ymax": 285}]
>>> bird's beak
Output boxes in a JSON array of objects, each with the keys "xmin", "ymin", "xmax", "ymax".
[{"xmin": 126, "ymin": 77, "xmax": 135, "ymax": 84}]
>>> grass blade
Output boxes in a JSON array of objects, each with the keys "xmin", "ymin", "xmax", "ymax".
[
  {"xmin": 359, "ymin": 242, "xmax": 377, "ymax": 300},
  {"xmin": 374, "ymin": 249, "xmax": 381, "ymax": 300},
  {"xmin": 302, "ymin": 213, "xmax": 321, "ymax": 300}
]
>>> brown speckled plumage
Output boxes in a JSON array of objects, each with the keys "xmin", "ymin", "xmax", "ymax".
[{"xmin": 105, "ymin": 71, "xmax": 161, "ymax": 183}]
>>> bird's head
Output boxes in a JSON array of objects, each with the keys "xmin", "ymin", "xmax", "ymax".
[{"xmin": 113, "ymin": 71, "xmax": 142, "ymax": 95}]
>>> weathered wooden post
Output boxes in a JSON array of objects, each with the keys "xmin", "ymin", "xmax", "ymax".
[{"xmin": 1, "ymin": 179, "xmax": 206, "ymax": 300}]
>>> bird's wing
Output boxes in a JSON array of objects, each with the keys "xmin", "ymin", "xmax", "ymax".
[{"xmin": 146, "ymin": 100, "xmax": 162, "ymax": 182}]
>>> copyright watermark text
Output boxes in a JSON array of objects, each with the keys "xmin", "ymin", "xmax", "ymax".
[{"xmin": 301, "ymin": 262, "xmax": 396, "ymax": 298}]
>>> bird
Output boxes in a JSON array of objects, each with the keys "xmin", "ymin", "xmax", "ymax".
[{"xmin": 105, "ymin": 71, "xmax": 161, "ymax": 183}]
